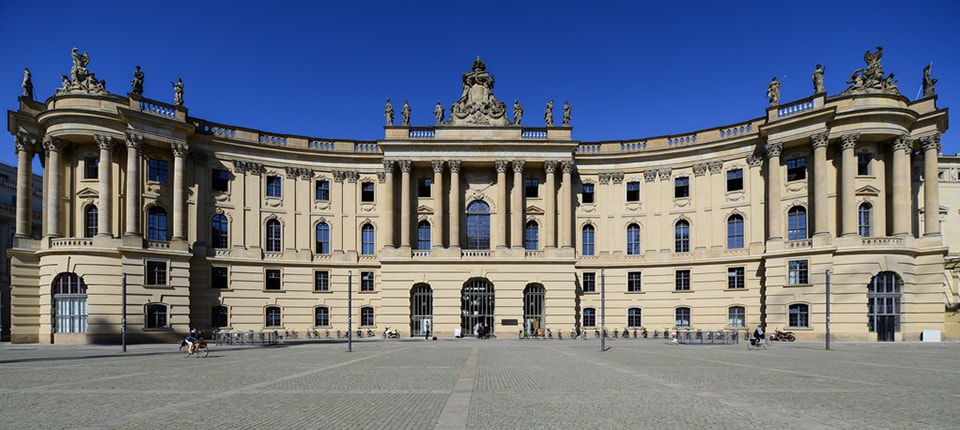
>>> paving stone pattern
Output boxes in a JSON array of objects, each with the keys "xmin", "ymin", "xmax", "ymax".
[{"xmin": 0, "ymin": 339, "xmax": 958, "ymax": 429}]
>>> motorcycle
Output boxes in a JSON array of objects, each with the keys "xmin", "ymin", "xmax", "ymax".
[
  {"xmin": 383, "ymin": 327, "xmax": 400, "ymax": 339},
  {"xmin": 769, "ymin": 329, "xmax": 796, "ymax": 342}
]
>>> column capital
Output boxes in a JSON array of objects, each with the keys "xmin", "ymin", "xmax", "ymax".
[
  {"xmin": 382, "ymin": 159, "xmax": 395, "ymax": 173},
  {"xmin": 840, "ymin": 133, "xmax": 859, "ymax": 150},
  {"xmin": 495, "ymin": 160, "xmax": 509, "ymax": 173},
  {"xmin": 432, "ymin": 159, "xmax": 446, "ymax": 173},
  {"xmin": 42, "ymin": 135, "xmax": 64, "ymax": 153},
  {"xmin": 398, "ymin": 159, "xmax": 412, "ymax": 173},
  {"xmin": 658, "ymin": 168, "xmax": 672, "ymax": 181},
  {"xmin": 692, "ymin": 163, "xmax": 708, "ymax": 177},
  {"xmin": 764, "ymin": 141, "xmax": 782, "ymax": 159},
  {"xmin": 561, "ymin": 160, "xmax": 574, "ymax": 174},
  {"xmin": 747, "ymin": 154, "xmax": 763, "ymax": 167},
  {"xmin": 892, "ymin": 135, "xmax": 913, "ymax": 153},
  {"xmin": 448, "ymin": 159, "xmax": 461, "ymax": 173},
  {"xmin": 611, "ymin": 171, "xmax": 624, "ymax": 184},
  {"xmin": 95, "ymin": 134, "xmax": 115, "ymax": 151},
  {"xmin": 810, "ymin": 131, "xmax": 830, "ymax": 149},
  {"xmin": 377, "ymin": 170, "xmax": 387, "ymax": 183},
  {"xmin": 345, "ymin": 171, "xmax": 360, "ymax": 183},
  {"xmin": 124, "ymin": 132, "xmax": 143, "ymax": 151},
  {"xmin": 643, "ymin": 169, "xmax": 657, "ymax": 182},
  {"xmin": 233, "ymin": 160, "xmax": 264, "ymax": 175},
  {"xmin": 920, "ymin": 133, "xmax": 941, "ymax": 153},
  {"xmin": 14, "ymin": 133, "xmax": 37, "ymax": 155},
  {"xmin": 171, "ymin": 142, "xmax": 189, "ymax": 157},
  {"xmin": 544, "ymin": 160, "xmax": 558, "ymax": 174},
  {"xmin": 512, "ymin": 159, "xmax": 525, "ymax": 174},
  {"xmin": 708, "ymin": 160, "xmax": 723, "ymax": 175}
]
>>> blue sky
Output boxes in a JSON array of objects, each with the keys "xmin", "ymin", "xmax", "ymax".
[{"xmin": 3, "ymin": 1, "xmax": 958, "ymax": 172}]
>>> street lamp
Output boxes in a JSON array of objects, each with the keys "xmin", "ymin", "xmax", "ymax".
[{"xmin": 348, "ymin": 270, "xmax": 353, "ymax": 352}]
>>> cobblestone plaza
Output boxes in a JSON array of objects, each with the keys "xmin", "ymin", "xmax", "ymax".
[{"xmin": 1, "ymin": 338, "xmax": 958, "ymax": 429}]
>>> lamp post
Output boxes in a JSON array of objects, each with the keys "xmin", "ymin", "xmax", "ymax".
[
  {"xmin": 600, "ymin": 269, "xmax": 606, "ymax": 352},
  {"xmin": 825, "ymin": 270, "xmax": 831, "ymax": 350},
  {"xmin": 348, "ymin": 270, "xmax": 353, "ymax": 352},
  {"xmin": 121, "ymin": 272, "xmax": 127, "ymax": 352}
]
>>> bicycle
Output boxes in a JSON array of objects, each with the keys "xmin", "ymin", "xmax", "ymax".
[
  {"xmin": 179, "ymin": 338, "xmax": 210, "ymax": 357},
  {"xmin": 747, "ymin": 336, "xmax": 770, "ymax": 350}
]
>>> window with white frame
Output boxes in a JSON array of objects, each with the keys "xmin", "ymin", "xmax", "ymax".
[
  {"xmin": 314, "ymin": 271, "xmax": 329, "ymax": 292},
  {"xmin": 788, "ymin": 260, "xmax": 809, "ymax": 285},
  {"xmin": 145, "ymin": 303, "xmax": 168, "ymax": 329},
  {"xmin": 789, "ymin": 304, "xmax": 809, "ymax": 327},
  {"xmin": 582, "ymin": 272, "xmax": 596, "ymax": 293},
  {"xmin": 265, "ymin": 269, "xmax": 281, "ymax": 290},
  {"xmin": 727, "ymin": 267, "xmax": 745, "ymax": 289},
  {"xmin": 627, "ymin": 307, "xmax": 642, "ymax": 327},
  {"xmin": 728, "ymin": 306, "xmax": 745, "ymax": 328},
  {"xmin": 675, "ymin": 307, "xmax": 691, "ymax": 327},
  {"xmin": 627, "ymin": 271, "xmax": 642, "ymax": 292},
  {"xmin": 146, "ymin": 260, "xmax": 167, "ymax": 286},
  {"xmin": 675, "ymin": 269, "xmax": 691, "ymax": 291}
]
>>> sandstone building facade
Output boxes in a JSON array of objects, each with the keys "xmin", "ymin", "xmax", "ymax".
[{"xmin": 5, "ymin": 51, "xmax": 952, "ymax": 344}]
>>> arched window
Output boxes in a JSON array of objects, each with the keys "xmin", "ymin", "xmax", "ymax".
[
  {"xmin": 360, "ymin": 306, "xmax": 375, "ymax": 326},
  {"xmin": 314, "ymin": 307, "xmax": 330, "ymax": 327},
  {"xmin": 465, "ymin": 201, "xmax": 490, "ymax": 250},
  {"xmin": 361, "ymin": 223, "xmax": 375, "ymax": 255},
  {"xmin": 417, "ymin": 220, "xmax": 431, "ymax": 250},
  {"xmin": 266, "ymin": 219, "xmax": 282, "ymax": 252},
  {"xmin": 788, "ymin": 304, "xmax": 809, "ymax": 328},
  {"xmin": 523, "ymin": 284, "xmax": 546, "ymax": 332},
  {"xmin": 145, "ymin": 303, "xmax": 169, "ymax": 329},
  {"xmin": 265, "ymin": 306, "xmax": 282, "ymax": 328},
  {"xmin": 728, "ymin": 306, "xmax": 745, "ymax": 328},
  {"xmin": 627, "ymin": 307, "xmax": 642, "ymax": 327},
  {"xmin": 212, "ymin": 214, "xmax": 229, "ymax": 249},
  {"xmin": 84, "ymin": 205, "xmax": 98, "ymax": 238},
  {"xmin": 626, "ymin": 223, "xmax": 641, "ymax": 255},
  {"xmin": 868, "ymin": 271, "xmax": 902, "ymax": 341},
  {"xmin": 461, "ymin": 278, "xmax": 494, "ymax": 335},
  {"xmin": 583, "ymin": 307, "xmax": 596, "ymax": 327},
  {"xmin": 858, "ymin": 203, "xmax": 872, "ymax": 237},
  {"xmin": 53, "ymin": 273, "xmax": 87, "ymax": 334},
  {"xmin": 411, "ymin": 284, "xmax": 433, "ymax": 336},
  {"xmin": 581, "ymin": 225, "xmax": 595, "ymax": 256},
  {"xmin": 315, "ymin": 222, "xmax": 330, "ymax": 254},
  {"xmin": 727, "ymin": 214, "xmax": 744, "ymax": 249},
  {"xmin": 147, "ymin": 207, "xmax": 168, "ymax": 241},
  {"xmin": 675, "ymin": 220, "xmax": 690, "ymax": 253},
  {"xmin": 524, "ymin": 221, "xmax": 539, "ymax": 250},
  {"xmin": 211, "ymin": 305, "xmax": 229, "ymax": 328},
  {"xmin": 787, "ymin": 206, "xmax": 807, "ymax": 240},
  {"xmin": 675, "ymin": 307, "xmax": 691, "ymax": 327}
]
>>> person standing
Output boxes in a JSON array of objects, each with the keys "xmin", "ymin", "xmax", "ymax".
[{"xmin": 424, "ymin": 319, "xmax": 431, "ymax": 341}]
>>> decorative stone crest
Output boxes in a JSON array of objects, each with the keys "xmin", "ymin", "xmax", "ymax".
[
  {"xmin": 708, "ymin": 160, "xmax": 724, "ymax": 175},
  {"xmin": 446, "ymin": 57, "xmax": 509, "ymax": 126},
  {"xmin": 611, "ymin": 171, "xmax": 624, "ymax": 184},
  {"xmin": 598, "ymin": 172, "xmax": 611, "ymax": 184},
  {"xmin": 841, "ymin": 46, "xmax": 900, "ymax": 95},
  {"xmin": 643, "ymin": 169, "xmax": 657, "ymax": 182},
  {"xmin": 57, "ymin": 48, "xmax": 107, "ymax": 94},
  {"xmin": 658, "ymin": 168, "xmax": 672, "ymax": 181},
  {"xmin": 692, "ymin": 163, "xmax": 708, "ymax": 177}
]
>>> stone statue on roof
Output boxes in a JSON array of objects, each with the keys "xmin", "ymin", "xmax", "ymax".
[
  {"xmin": 22, "ymin": 68, "xmax": 33, "ymax": 99},
  {"xmin": 841, "ymin": 46, "xmax": 900, "ymax": 95},
  {"xmin": 57, "ymin": 47, "xmax": 107, "ymax": 94},
  {"xmin": 446, "ymin": 57, "xmax": 510, "ymax": 126},
  {"xmin": 562, "ymin": 100, "xmax": 571, "ymax": 126},
  {"xmin": 172, "ymin": 77, "xmax": 184, "ymax": 105},
  {"xmin": 384, "ymin": 97, "xmax": 394, "ymax": 125},
  {"xmin": 766, "ymin": 76, "xmax": 782, "ymax": 106},
  {"xmin": 513, "ymin": 100, "xmax": 523, "ymax": 125},
  {"xmin": 401, "ymin": 100, "xmax": 411, "ymax": 126},
  {"xmin": 812, "ymin": 64, "xmax": 825, "ymax": 94},
  {"xmin": 131, "ymin": 66, "xmax": 144, "ymax": 95},
  {"xmin": 922, "ymin": 63, "xmax": 937, "ymax": 98},
  {"xmin": 544, "ymin": 100, "xmax": 554, "ymax": 127},
  {"xmin": 434, "ymin": 100, "xmax": 445, "ymax": 125}
]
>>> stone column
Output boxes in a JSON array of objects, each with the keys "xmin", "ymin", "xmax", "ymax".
[
  {"xmin": 43, "ymin": 136, "xmax": 64, "ymax": 238},
  {"xmin": 495, "ymin": 160, "xmax": 508, "ymax": 248},
  {"xmin": 171, "ymin": 142, "xmax": 189, "ymax": 241},
  {"xmin": 399, "ymin": 160, "xmax": 412, "ymax": 249},
  {"xmin": 95, "ymin": 135, "xmax": 114, "ymax": 237},
  {"xmin": 560, "ymin": 160, "xmax": 573, "ymax": 248},
  {"xmin": 921, "ymin": 134, "xmax": 941, "ymax": 236},
  {"xmin": 511, "ymin": 160, "xmax": 524, "ymax": 249},
  {"xmin": 13, "ymin": 134, "xmax": 35, "ymax": 238},
  {"xmin": 382, "ymin": 160, "xmax": 395, "ymax": 248},
  {"xmin": 124, "ymin": 133, "xmax": 143, "ymax": 237},
  {"xmin": 764, "ymin": 141, "xmax": 782, "ymax": 240},
  {"xmin": 449, "ymin": 160, "xmax": 461, "ymax": 249},
  {"xmin": 544, "ymin": 160, "xmax": 558, "ymax": 248},
  {"xmin": 891, "ymin": 135, "xmax": 911, "ymax": 236},
  {"xmin": 840, "ymin": 133, "xmax": 858, "ymax": 237},
  {"xmin": 810, "ymin": 131, "xmax": 830, "ymax": 237},
  {"xmin": 432, "ymin": 160, "xmax": 445, "ymax": 249}
]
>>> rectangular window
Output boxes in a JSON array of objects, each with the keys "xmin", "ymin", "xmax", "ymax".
[
  {"xmin": 674, "ymin": 177, "xmax": 689, "ymax": 198},
  {"xmin": 581, "ymin": 183, "xmax": 594, "ymax": 204},
  {"xmin": 361, "ymin": 182, "xmax": 375, "ymax": 202},
  {"xmin": 84, "ymin": 157, "xmax": 99, "ymax": 179},
  {"xmin": 314, "ymin": 271, "xmax": 329, "ymax": 292},
  {"xmin": 626, "ymin": 181, "xmax": 640, "ymax": 202},
  {"xmin": 727, "ymin": 267, "xmax": 745, "ymax": 289},
  {"xmin": 418, "ymin": 177, "xmax": 432, "ymax": 198},
  {"xmin": 728, "ymin": 306, "xmax": 745, "ymax": 328},
  {"xmin": 361, "ymin": 307, "xmax": 374, "ymax": 326},
  {"xmin": 583, "ymin": 308, "xmax": 596, "ymax": 327},
  {"xmin": 675, "ymin": 269, "xmax": 691, "ymax": 291},
  {"xmin": 857, "ymin": 153, "xmax": 870, "ymax": 176},
  {"xmin": 212, "ymin": 169, "xmax": 230, "ymax": 192},
  {"xmin": 788, "ymin": 260, "xmax": 809, "ymax": 285},
  {"xmin": 212, "ymin": 266, "xmax": 228, "ymax": 289},
  {"xmin": 627, "ymin": 272, "xmax": 642, "ymax": 292},
  {"xmin": 726, "ymin": 169, "xmax": 743, "ymax": 192},
  {"xmin": 315, "ymin": 180, "xmax": 330, "ymax": 201},
  {"xmin": 147, "ymin": 159, "xmax": 168, "ymax": 183},
  {"xmin": 315, "ymin": 307, "xmax": 330, "ymax": 327},
  {"xmin": 360, "ymin": 271, "xmax": 374, "ymax": 292},
  {"xmin": 675, "ymin": 307, "xmax": 691, "ymax": 327},
  {"xmin": 582, "ymin": 272, "xmax": 596, "ymax": 293},
  {"xmin": 265, "ymin": 269, "xmax": 281, "ymax": 290},
  {"xmin": 786, "ymin": 157, "xmax": 807, "ymax": 181},
  {"xmin": 145, "ymin": 260, "xmax": 167, "ymax": 286},
  {"xmin": 266, "ymin": 176, "xmax": 282, "ymax": 197},
  {"xmin": 525, "ymin": 178, "xmax": 539, "ymax": 198}
]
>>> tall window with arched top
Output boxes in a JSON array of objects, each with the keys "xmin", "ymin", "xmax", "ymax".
[
  {"xmin": 84, "ymin": 205, "xmax": 98, "ymax": 238},
  {"xmin": 147, "ymin": 207, "xmax": 168, "ymax": 241},
  {"xmin": 626, "ymin": 223, "xmax": 641, "ymax": 255},
  {"xmin": 315, "ymin": 222, "xmax": 330, "ymax": 254},
  {"xmin": 466, "ymin": 201, "xmax": 490, "ymax": 250},
  {"xmin": 581, "ymin": 225, "xmax": 595, "ymax": 256},
  {"xmin": 858, "ymin": 203, "xmax": 872, "ymax": 237},
  {"xmin": 787, "ymin": 206, "xmax": 807, "ymax": 240},
  {"xmin": 53, "ymin": 273, "xmax": 87, "ymax": 334},
  {"xmin": 675, "ymin": 220, "xmax": 690, "ymax": 252},
  {"xmin": 524, "ymin": 221, "xmax": 539, "ymax": 250},
  {"xmin": 266, "ymin": 219, "xmax": 282, "ymax": 252},
  {"xmin": 417, "ymin": 220, "xmax": 431, "ymax": 250},
  {"xmin": 212, "ymin": 214, "xmax": 229, "ymax": 249},
  {"xmin": 361, "ymin": 223, "xmax": 376, "ymax": 255},
  {"xmin": 727, "ymin": 214, "xmax": 744, "ymax": 249}
]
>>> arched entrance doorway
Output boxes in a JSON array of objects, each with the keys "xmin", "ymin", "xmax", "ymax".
[
  {"xmin": 523, "ymin": 284, "xmax": 545, "ymax": 336},
  {"xmin": 52, "ymin": 273, "xmax": 88, "ymax": 334},
  {"xmin": 410, "ymin": 283, "xmax": 433, "ymax": 337},
  {"xmin": 868, "ymin": 271, "xmax": 902, "ymax": 342},
  {"xmin": 461, "ymin": 278, "xmax": 494, "ymax": 336}
]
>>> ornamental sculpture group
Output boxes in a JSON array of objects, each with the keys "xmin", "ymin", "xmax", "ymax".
[
  {"xmin": 766, "ymin": 46, "xmax": 938, "ymax": 107},
  {"xmin": 384, "ymin": 57, "xmax": 571, "ymax": 128}
]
